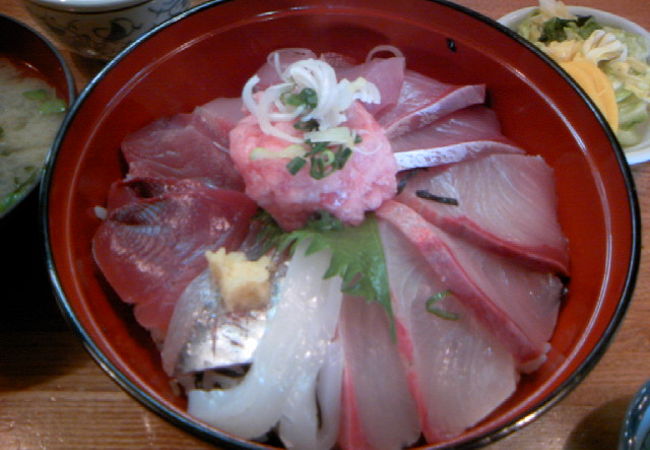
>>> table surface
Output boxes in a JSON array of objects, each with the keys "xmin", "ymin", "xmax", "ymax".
[{"xmin": 1, "ymin": 0, "xmax": 649, "ymax": 448}]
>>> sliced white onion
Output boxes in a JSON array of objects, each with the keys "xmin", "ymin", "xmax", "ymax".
[
  {"xmin": 242, "ymin": 55, "xmax": 381, "ymax": 144},
  {"xmin": 366, "ymin": 44, "xmax": 404, "ymax": 61}
]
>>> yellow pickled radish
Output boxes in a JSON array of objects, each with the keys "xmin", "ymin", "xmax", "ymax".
[{"xmin": 559, "ymin": 58, "xmax": 619, "ymax": 132}]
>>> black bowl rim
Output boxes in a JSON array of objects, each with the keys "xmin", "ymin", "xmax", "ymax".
[
  {"xmin": 0, "ymin": 13, "xmax": 76, "ymax": 220},
  {"xmin": 40, "ymin": 0, "xmax": 641, "ymax": 448}
]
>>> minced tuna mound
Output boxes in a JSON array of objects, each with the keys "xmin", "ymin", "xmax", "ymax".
[{"xmin": 229, "ymin": 101, "xmax": 398, "ymax": 230}]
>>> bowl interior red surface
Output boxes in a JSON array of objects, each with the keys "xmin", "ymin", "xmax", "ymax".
[{"xmin": 43, "ymin": 0, "xmax": 639, "ymax": 447}]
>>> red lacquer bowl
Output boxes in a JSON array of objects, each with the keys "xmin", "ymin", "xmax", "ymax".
[{"xmin": 41, "ymin": 0, "xmax": 640, "ymax": 448}]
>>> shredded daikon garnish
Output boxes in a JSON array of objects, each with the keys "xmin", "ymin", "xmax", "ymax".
[
  {"xmin": 242, "ymin": 57, "xmax": 380, "ymax": 138},
  {"xmin": 242, "ymin": 53, "xmax": 382, "ymax": 178}
]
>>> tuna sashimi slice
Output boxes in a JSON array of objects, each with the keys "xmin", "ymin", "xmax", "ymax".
[
  {"xmin": 122, "ymin": 109, "xmax": 244, "ymax": 191},
  {"xmin": 192, "ymin": 96, "xmax": 246, "ymax": 152},
  {"xmin": 92, "ymin": 181, "xmax": 257, "ymax": 339},
  {"xmin": 397, "ymin": 154, "xmax": 569, "ymax": 274},
  {"xmin": 104, "ymin": 177, "xmax": 209, "ymax": 211},
  {"xmin": 376, "ymin": 201, "xmax": 563, "ymax": 367},
  {"xmin": 377, "ymin": 70, "xmax": 485, "ymax": 139},
  {"xmin": 188, "ymin": 243, "xmax": 343, "ymax": 441},
  {"xmin": 334, "ymin": 56, "xmax": 405, "ymax": 116},
  {"xmin": 229, "ymin": 101, "xmax": 397, "ymax": 230},
  {"xmin": 338, "ymin": 296, "xmax": 420, "ymax": 450},
  {"xmin": 391, "ymin": 105, "xmax": 524, "ymax": 170},
  {"xmin": 379, "ymin": 220, "xmax": 518, "ymax": 443}
]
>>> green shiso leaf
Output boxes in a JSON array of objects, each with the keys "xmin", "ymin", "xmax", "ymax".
[{"xmin": 260, "ymin": 210, "xmax": 394, "ymax": 330}]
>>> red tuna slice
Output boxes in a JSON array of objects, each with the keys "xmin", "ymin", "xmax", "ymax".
[
  {"xmin": 229, "ymin": 101, "xmax": 397, "ymax": 230},
  {"xmin": 92, "ymin": 182, "xmax": 257, "ymax": 340},
  {"xmin": 391, "ymin": 105, "xmax": 525, "ymax": 170},
  {"xmin": 379, "ymin": 219, "xmax": 518, "ymax": 443},
  {"xmin": 376, "ymin": 200, "xmax": 563, "ymax": 368},
  {"xmin": 105, "ymin": 177, "xmax": 210, "ymax": 211},
  {"xmin": 334, "ymin": 57, "xmax": 405, "ymax": 116},
  {"xmin": 397, "ymin": 154, "xmax": 570, "ymax": 274},
  {"xmin": 377, "ymin": 70, "xmax": 485, "ymax": 139},
  {"xmin": 338, "ymin": 295, "xmax": 420, "ymax": 450},
  {"xmin": 192, "ymin": 97, "xmax": 246, "ymax": 153},
  {"xmin": 122, "ymin": 110, "xmax": 244, "ymax": 191}
]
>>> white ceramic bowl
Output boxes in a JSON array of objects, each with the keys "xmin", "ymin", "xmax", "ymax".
[
  {"xmin": 23, "ymin": 0, "xmax": 190, "ymax": 60},
  {"xmin": 499, "ymin": 6, "xmax": 650, "ymax": 165}
]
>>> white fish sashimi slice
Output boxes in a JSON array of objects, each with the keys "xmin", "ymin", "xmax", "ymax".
[
  {"xmin": 377, "ymin": 70, "xmax": 485, "ymax": 139},
  {"xmin": 278, "ymin": 338, "xmax": 343, "ymax": 450},
  {"xmin": 376, "ymin": 200, "xmax": 562, "ymax": 366},
  {"xmin": 397, "ymin": 154, "xmax": 569, "ymax": 274},
  {"xmin": 391, "ymin": 105, "xmax": 524, "ymax": 171},
  {"xmin": 188, "ymin": 242, "xmax": 343, "ymax": 440},
  {"xmin": 393, "ymin": 140, "xmax": 523, "ymax": 171},
  {"xmin": 380, "ymin": 220, "xmax": 518, "ymax": 442},
  {"xmin": 338, "ymin": 296, "xmax": 420, "ymax": 450}
]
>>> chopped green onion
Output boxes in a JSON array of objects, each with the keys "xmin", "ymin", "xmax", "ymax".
[
  {"xmin": 426, "ymin": 290, "xmax": 459, "ymax": 320},
  {"xmin": 22, "ymin": 89, "xmax": 66, "ymax": 114},
  {"xmin": 287, "ymin": 157, "xmax": 307, "ymax": 175},
  {"xmin": 310, "ymin": 156, "xmax": 326, "ymax": 179},
  {"xmin": 334, "ymin": 146, "xmax": 352, "ymax": 169},
  {"xmin": 322, "ymin": 150, "xmax": 335, "ymax": 166},
  {"xmin": 283, "ymin": 87, "xmax": 318, "ymax": 110},
  {"xmin": 294, "ymin": 119, "xmax": 319, "ymax": 131},
  {"xmin": 39, "ymin": 98, "xmax": 67, "ymax": 114},
  {"xmin": 23, "ymin": 89, "xmax": 49, "ymax": 101}
]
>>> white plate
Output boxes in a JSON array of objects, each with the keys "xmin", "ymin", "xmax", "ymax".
[{"xmin": 498, "ymin": 6, "xmax": 650, "ymax": 165}]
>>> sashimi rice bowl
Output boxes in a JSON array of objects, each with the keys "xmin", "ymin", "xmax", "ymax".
[{"xmin": 42, "ymin": 0, "xmax": 639, "ymax": 448}]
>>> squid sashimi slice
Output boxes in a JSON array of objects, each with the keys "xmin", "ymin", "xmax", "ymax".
[
  {"xmin": 397, "ymin": 154, "xmax": 569, "ymax": 274},
  {"xmin": 377, "ymin": 70, "xmax": 485, "ymax": 139},
  {"xmin": 122, "ymin": 109, "xmax": 244, "ymax": 191},
  {"xmin": 338, "ymin": 295, "xmax": 420, "ymax": 450},
  {"xmin": 391, "ymin": 105, "xmax": 524, "ymax": 170},
  {"xmin": 188, "ymin": 242, "xmax": 343, "ymax": 441},
  {"xmin": 230, "ymin": 101, "xmax": 397, "ymax": 231},
  {"xmin": 334, "ymin": 56, "xmax": 405, "ymax": 116},
  {"xmin": 278, "ymin": 338, "xmax": 344, "ymax": 450},
  {"xmin": 92, "ymin": 183, "xmax": 257, "ymax": 340},
  {"xmin": 379, "ymin": 220, "xmax": 518, "ymax": 442},
  {"xmin": 376, "ymin": 201, "xmax": 563, "ymax": 368}
]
